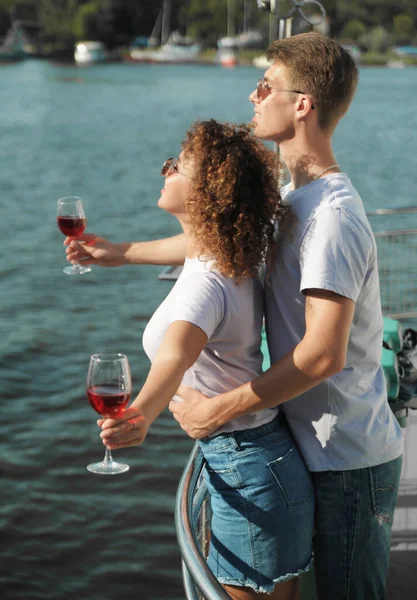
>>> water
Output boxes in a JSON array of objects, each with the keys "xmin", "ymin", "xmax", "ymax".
[{"xmin": 1, "ymin": 59, "xmax": 416, "ymax": 600}]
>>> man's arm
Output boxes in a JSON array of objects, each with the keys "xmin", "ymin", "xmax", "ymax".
[
  {"xmin": 170, "ymin": 289, "xmax": 355, "ymax": 438},
  {"xmin": 64, "ymin": 232, "xmax": 187, "ymax": 267}
]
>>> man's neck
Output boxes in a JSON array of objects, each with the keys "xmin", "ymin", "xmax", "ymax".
[{"xmin": 278, "ymin": 132, "xmax": 339, "ymax": 190}]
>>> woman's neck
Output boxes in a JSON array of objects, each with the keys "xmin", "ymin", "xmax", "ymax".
[
  {"xmin": 179, "ymin": 223, "xmax": 205, "ymax": 259},
  {"xmin": 186, "ymin": 238, "xmax": 202, "ymax": 259}
]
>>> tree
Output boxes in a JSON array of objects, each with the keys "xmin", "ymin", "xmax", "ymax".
[
  {"xmin": 73, "ymin": 1, "xmax": 102, "ymax": 41},
  {"xmin": 393, "ymin": 13, "xmax": 415, "ymax": 46},
  {"xmin": 186, "ymin": 0, "xmax": 227, "ymax": 46},
  {"xmin": 340, "ymin": 19, "xmax": 367, "ymax": 43},
  {"xmin": 360, "ymin": 25, "xmax": 391, "ymax": 53},
  {"xmin": 0, "ymin": 0, "xmax": 17, "ymax": 36},
  {"xmin": 39, "ymin": 0, "xmax": 80, "ymax": 38}
]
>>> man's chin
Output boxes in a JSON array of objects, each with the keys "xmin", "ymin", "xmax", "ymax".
[
  {"xmin": 249, "ymin": 120, "xmax": 280, "ymax": 144},
  {"xmin": 252, "ymin": 127, "xmax": 269, "ymax": 141}
]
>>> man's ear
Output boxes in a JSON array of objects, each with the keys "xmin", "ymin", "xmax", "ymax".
[{"xmin": 295, "ymin": 95, "xmax": 315, "ymax": 119}]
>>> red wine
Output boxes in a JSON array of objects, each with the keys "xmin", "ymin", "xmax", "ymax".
[
  {"xmin": 87, "ymin": 385, "xmax": 130, "ymax": 417},
  {"xmin": 57, "ymin": 216, "xmax": 86, "ymax": 237}
]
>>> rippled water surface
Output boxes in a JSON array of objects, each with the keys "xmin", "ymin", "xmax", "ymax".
[{"xmin": 1, "ymin": 59, "xmax": 416, "ymax": 600}]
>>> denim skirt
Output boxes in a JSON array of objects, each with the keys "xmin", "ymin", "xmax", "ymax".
[{"xmin": 198, "ymin": 412, "xmax": 314, "ymax": 593}]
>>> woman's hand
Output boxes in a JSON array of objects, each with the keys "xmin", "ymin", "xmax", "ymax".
[
  {"xmin": 64, "ymin": 233, "xmax": 127, "ymax": 267},
  {"xmin": 98, "ymin": 406, "xmax": 149, "ymax": 450}
]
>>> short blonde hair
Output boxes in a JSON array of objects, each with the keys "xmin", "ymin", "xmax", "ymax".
[{"xmin": 267, "ymin": 32, "xmax": 358, "ymax": 131}]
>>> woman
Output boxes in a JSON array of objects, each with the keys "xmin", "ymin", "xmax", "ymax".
[{"xmin": 95, "ymin": 120, "xmax": 314, "ymax": 600}]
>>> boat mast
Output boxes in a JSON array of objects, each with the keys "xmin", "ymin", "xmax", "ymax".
[
  {"xmin": 150, "ymin": 7, "xmax": 163, "ymax": 46},
  {"xmin": 227, "ymin": 0, "xmax": 235, "ymax": 38},
  {"xmin": 161, "ymin": 0, "xmax": 172, "ymax": 45},
  {"xmin": 243, "ymin": 0, "xmax": 251, "ymax": 33}
]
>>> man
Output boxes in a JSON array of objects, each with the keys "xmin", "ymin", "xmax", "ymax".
[{"xmin": 66, "ymin": 33, "xmax": 403, "ymax": 600}]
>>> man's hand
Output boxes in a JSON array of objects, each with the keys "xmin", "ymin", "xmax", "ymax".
[
  {"xmin": 169, "ymin": 386, "xmax": 219, "ymax": 439},
  {"xmin": 64, "ymin": 233, "xmax": 127, "ymax": 267},
  {"xmin": 99, "ymin": 406, "xmax": 148, "ymax": 449}
]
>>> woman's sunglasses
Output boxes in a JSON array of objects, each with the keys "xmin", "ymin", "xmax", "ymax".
[
  {"xmin": 161, "ymin": 157, "xmax": 191, "ymax": 178},
  {"xmin": 161, "ymin": 157, "xmax": 179, "ymax": 176}
]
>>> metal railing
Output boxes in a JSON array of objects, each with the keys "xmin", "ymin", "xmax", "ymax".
[
  {"xmin": 175, "ymin": 444, "xmax": 230, "ymax": 600},
  {"xmin": 367, "ymin": 208, "xmax": 417, "ymax": 319}
]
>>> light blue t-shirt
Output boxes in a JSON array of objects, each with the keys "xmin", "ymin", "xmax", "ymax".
[{"xmin": 266, "ymin": 173, "xmax": 403, "ymax": 471}]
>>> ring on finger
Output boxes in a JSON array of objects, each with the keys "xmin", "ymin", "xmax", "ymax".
[{"xmin": 129, "ymin": 418, "xmax": 136, "ymax": 431}]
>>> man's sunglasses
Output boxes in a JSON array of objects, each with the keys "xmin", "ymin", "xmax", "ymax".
[
  {"xmin": 161, "ymin": 157, "xmax": 191, "ymax": 178},
  {"xmin": 256, "ymin": 78, "xmax": 315, "ymax": 109}
]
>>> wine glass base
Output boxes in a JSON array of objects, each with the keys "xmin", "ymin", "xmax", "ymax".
[
  {"xmin": 63, "ymin": 264, "xmax": 92, "ymax": 275},
  {"xmin": 87, "ymin": 460, "xmax": 130, "ymax": 475}
]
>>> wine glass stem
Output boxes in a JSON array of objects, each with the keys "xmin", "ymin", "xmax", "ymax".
[{"xmin": 104, "ymin": 446, "xmax": 114, "ymax": 465}]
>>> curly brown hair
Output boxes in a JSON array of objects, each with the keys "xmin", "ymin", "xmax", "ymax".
[{"xmin": 181, "ymin": 119, "xmax": 287, "ymax": 281}]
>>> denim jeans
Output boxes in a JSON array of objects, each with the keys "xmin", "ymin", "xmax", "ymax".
[{"xmin": 312, "ymin": 454, "xmax": 403, "ymax": 600}]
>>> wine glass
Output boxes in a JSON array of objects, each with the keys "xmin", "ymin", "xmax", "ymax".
[
  {"xmin": 57, "ymin": 196, "xmax": 92, "ymax": 275},
  {"xmin": 86, "ymin": 353, "xmax": 132, "ymax": 475}
]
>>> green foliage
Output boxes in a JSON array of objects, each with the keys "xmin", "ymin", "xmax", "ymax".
[
  {"xmin": 360, "ymin": 25, "xmax": 392, "ymax": 53},
  {"xmin": 340, "ymin": 19, "xmax": 366, "ymax": 42},
  {"xmin": 0, "ymin": 0, "xmax": 17, "ymax": 34},
  {"xmin": 1, "ymin": 0, "xmax": 416, "ymax": 51},
  {"xmin": 0, "ymin": 0, "xmax": 15, "ymax": 10},
  {"xmin": 186, "ymin": 0, "xmax": 228, "ymax": 45},
  {"xmin": 359, "ymin": 52, "xmax": 389, "ymax": 66},
  {"xmin": 403, "ymin": 54, "xmax": 417, "ymax": 65},
  {"xmin": 393, "ymin": 13, "xmax": 415, "ymax": 45},
  {"xmin": 39, "ymin": 0, "xmax": 79, "ymax": 37},
  {"xmin": 321, "ymin": 0, "xmax": 417, "ymax": 37},
  {"xmin": 72, "ymin": 1, "xmax": 101, "ymax": 40}
]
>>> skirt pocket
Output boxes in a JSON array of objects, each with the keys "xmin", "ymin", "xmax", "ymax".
[{"xmin": 268, "ymin": 446, "xmax": 314, "ymax": 509}]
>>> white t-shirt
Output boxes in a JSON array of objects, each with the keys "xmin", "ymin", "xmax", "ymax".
[
  {"xmin": 266, "ymin": 173, "xmax": 403, "ymax": 471},
  {"xmin": 142, "ymin": 257, "xmax": 278, "ymax": 435}
]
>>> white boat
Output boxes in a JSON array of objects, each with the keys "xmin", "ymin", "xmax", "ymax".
[
  {"xmin": 252, "ymin": 54, "xmax": 271, "ymax": 69},
  {"xmin": 130, "ymin": 35, "xmax": 201, "ymax": 65},
  {"xmin": 129, "ymin": 1, "xmax": 200, "ymax": 64},
  {"xmin": 0, "ymin": 24, "xmax": 25, "ymax": 62},
  {"xmin": 387, "ymin": 60, "xmax": 405, "ymax": 69},
  {"xmin": 74, "ymin": 41, "xmax": 108, "ymax": 66},
  {"xmin": 215, "ymin": 48, "xmax": 237, "ymax": 68},
  {"xmin": 149, "ymin": 32, "xmax": 201, "ymax": 63},
  {"xmin": 0, "ymin": 45, "xmax": 25, "ymax": 63}
]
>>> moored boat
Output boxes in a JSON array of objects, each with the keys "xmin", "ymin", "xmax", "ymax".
[
  {"xmin": 136, "ymin": 32, "xmax": 201, "ymax": 64},
  {"xmin": 0, "ymin": 45, "xmax": 25, "ymax": 63},
  {"xmin": 128, "ymin": 0, "xmax": 201, "ymax": 65},
  {"xmin": 216, "ymin": 48, "xmax": 237, "ymax": 68},
  {"xmin": 74, "ymin": 41, "xmax": 108, "ymax": 66},
  {"xmin": 252, "ymin": 54, "xmax": 271, "ymax": 68}
]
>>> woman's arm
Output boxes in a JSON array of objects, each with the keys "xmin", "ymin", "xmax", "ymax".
[
  {"xmin": 65, "ymin": 233, "xmax": 187, "ymax": 267},
  {"xmin": 100, "ymin": 320, "xmax": 208, "ymax": 450},
  {"xmin": 132, "ymin": 320, "xmax": 208, "ymax": 423}
]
